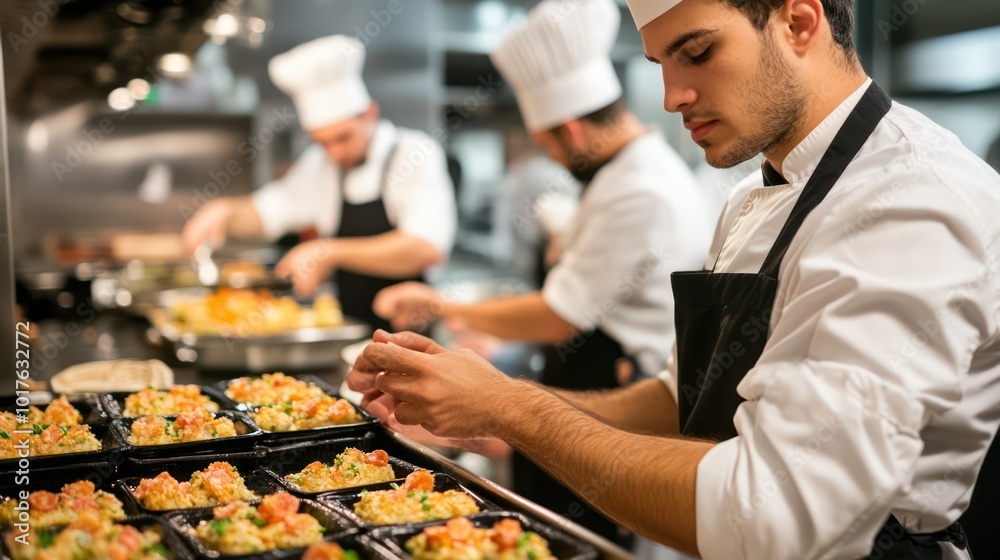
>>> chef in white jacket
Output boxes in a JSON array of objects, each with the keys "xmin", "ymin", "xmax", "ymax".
[
  {"xmin": 347, "ymin": 0, "xmax": 1000, "ymax": 558},
  {"xmin": 369, "ymin": 0, "xmax": 710, "ymax": 546},
  {"xmin": 182, "ymin": 35, "xmax": 456, "ymax": 332}
]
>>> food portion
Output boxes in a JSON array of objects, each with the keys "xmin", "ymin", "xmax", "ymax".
[
  {"xmin": 405, "ymin": 517, "xmax": 555, "ymax": 560},
  {"xmin": 284, "ymin": 448, "xmax": 394, "ymax": 493},
  {"xmin": 132, "ymin": 462, "xmax": 258, "ymax": 511},
  {"xmin": 4, "ymin": 512, "xmax": 171, "ymax": 560},
  {"xmin": 0, "ymin": 481, "xmax": 126, "ymax": 528},
  {"xmin": 123, "ymin": 385, "xmax": 219, "ymax": 417},
  {"xmin": 166, "ymin": 287, "xmax": 343, "ymax": 336},
  {"xmin": 224, "ymin": 372, "xmax": 327, "ymax": 406},
  {"xmin": 191, "ymin": 493, "xmax": 325, "ymax": 555},
  {"xmin": 253, "ymin": 395, "xmax": 361, "ymax": 432},
  {"xmin": 303, "ymin": 542, "xmax": 360, "ymax": 560},
  {"xmin": 0, "ymin": 417, "xmax": 101, "ymax": 460},
  {"xmin": 128, "ymin": 408, "xmax": 237, "ymax": 446},
  {"xmin": 9, "ymin": 396, "xmax": 84, "ymax": 427},
  {"xmin": 354, "ymin": 471, "xmax": 479, "ymax": 525}
]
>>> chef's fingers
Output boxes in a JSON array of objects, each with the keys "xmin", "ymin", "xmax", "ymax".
[
  {"xmin": 373, "ymin": 329, "xmax": 446, "ymax": 355},
  {"xmin": 392, "ymin": 402, "xmax": 423, "ymax": 426},
  {"xmin": 363, "ymin": 341, "xmax": 434, "ymax": 376},
  {"xmin": 362, "ymin": 392, "xmax": 398, "ymax": 421},
  {"xmin": 373, "ymin": 370, "xmax": 424, "ymax": 403}
]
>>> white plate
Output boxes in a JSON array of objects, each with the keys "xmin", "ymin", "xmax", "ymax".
[{"xmin": 340, "ymin": 339, "xmax": 370, "ymax": 367}]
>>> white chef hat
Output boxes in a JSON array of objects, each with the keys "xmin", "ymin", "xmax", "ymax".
[
  {"xmin": 268, "ymin": 35, "xmax": 372, "ymax": 131},
  {"xmin": 624, "ymin": 0, "xmax": 683, "ymax": 29},
  {"xmin": 490, "ymin": 0, "xmax": 623, "ymax": 133}
]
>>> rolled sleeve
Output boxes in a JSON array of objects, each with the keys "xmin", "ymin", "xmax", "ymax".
[
  {"xmin": 251, "ymin": 146, "xmax": 330, "ymax": 240},
  {"xmin": 694, "ymin": 180, "xmax": 991, "ymax": 559}
]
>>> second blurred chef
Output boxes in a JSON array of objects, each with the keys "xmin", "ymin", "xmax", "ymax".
[{"xmin": 183, "ymin": 35, "xmax": 457, "ymax": 332}]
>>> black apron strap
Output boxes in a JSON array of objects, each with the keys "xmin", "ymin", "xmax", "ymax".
[{"xmin": 759, "ymin": 83, "xmax": 892, "ymax": 279}]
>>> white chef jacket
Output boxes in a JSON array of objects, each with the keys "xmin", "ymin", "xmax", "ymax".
[
  {"xmin": 543, "ymin": 131, "xmax": 712, "ymax": 376},
  {"xmin": 252, "ymin": 120, "xmax": 456, "ymax": 257},
  {"xmin": 658, "ymin": 80, "xmax": 1000, "ymax": 560}
]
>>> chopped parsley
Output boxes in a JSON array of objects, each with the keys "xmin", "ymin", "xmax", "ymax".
[
  {"xmin": 31, "ymin": 424, "xmax": 44, "ymax": 435},
  {"xmin": 390, "ymin": 483, "xmax": 400, "ymax": 490},
  {"xmin": 528, "ymin": 551, "xmax": 538, "ymax": 560},
  {"xmin": 421, "ymin": 504, "xmax": 431, "ymax": 512},
  {"xmin": 38, "ymin": 529, "xmax": 55, "ymax": 549},
  {"xmin": 343, "ymin": 550, "xmax": 360, "ymax": 560},
  {"xmin": 143, "ymin": 542, "xmax": 169, "ymax": 558},
  {"xmin": 359, "ymin": 489, "xmax": 368, "ymax": 495},
  {"xmin": 345, "ymin": 464, "xmax": 360, "ymax": 478},
  {"xmin": 210, "ymin": 519, "xmax": 233, "ymax": 536},
  {"xmin": 0, "ymin": 430, "xmax": 9, "ymax": 439},
  {"xmin": 283, "ymin": 406, "xmax": 293, "ymax": 415},
  {"xmin": 252, "ymin": 518, "xmax": 266, "ymax": 528},
  {"xmin": 406, "ymin": 492, "xmax": 414, "ymax": 499},
  {"xmin": 59, "ymin": 426, "xmax": 70, "ymax": 436},
  {"xmin": 517, "ymin": 532, "xmax": 536, "ymax": 548}
]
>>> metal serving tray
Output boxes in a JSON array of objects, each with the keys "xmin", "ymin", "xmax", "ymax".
[{"xmin": 146, "ymin": 288, "xmax": 371, "ymax": 372}]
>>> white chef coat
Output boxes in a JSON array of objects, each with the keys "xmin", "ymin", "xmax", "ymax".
[
  {"xmin": 659, "ymin": 80, "xmax": 1000, "ymax": 560},
  {"xmin": 252, "ymin": 120, "xmax": 456, "ymax": 257},
  {"xmin": 543, "ymin": 131, "xmax": 712, "ymax": 376}
]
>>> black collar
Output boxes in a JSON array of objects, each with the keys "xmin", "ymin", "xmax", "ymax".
[{"xmin": 761, "ymin": 161, "xmax": 789, "ymax": 186}]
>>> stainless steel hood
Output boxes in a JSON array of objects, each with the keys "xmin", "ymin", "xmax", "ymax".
[{"xmin": 1, "ymin": 0, "xmax": 219, "ymax": 116}]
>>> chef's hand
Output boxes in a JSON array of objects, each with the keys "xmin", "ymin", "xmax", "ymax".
[
  {"xmin": 346, "ymin": 329, "xmax": 446, "ymax": 405},
  {"xmin": 365, "ymin": 392, "xmax": 513, "ymax": 460},
  {"xmin": 182, "ymin": 199, "xmax": 232, "ymax": 254},
  {"xmin": 362, "ymin": 332, "xmax": 515, "ymax": 439},
  {"xmin": 275, "ymin": 240, "xmax": 336, "ymax": 298},
  {"xmin": 372, "ymin": 282, "xmax": 442, "ymax": 331}
]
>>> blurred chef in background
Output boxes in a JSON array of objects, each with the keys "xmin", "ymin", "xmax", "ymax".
[
  {"xmin": 371, "ymin": 0, "xmax": 711, "ymax": 545},
  {"xmin": 182, "ymin": 35, "xmax": 456, "ymax": 332}
]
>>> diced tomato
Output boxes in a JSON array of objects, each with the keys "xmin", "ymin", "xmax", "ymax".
[
  {"xmin": 28, "ymin": 491, "xmax": 58, "ymax": 513},
  {"xmin": 257, "ymin": 492, "xmax": 300, "ymax": 525},
  {"xmin": 365, "ymin": 450, "xmax": 389, "ymax": 467},
  {"xmin": 302, "ymin": 542, "xmax": 347, "ymax": 560},
  {"xmin": 402, "ymin": 470, "xmax": 434, "ymax": 492}
]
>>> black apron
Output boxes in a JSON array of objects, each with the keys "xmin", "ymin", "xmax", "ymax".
[
  {"xmin": 513, "ymin": 158, "xmax": 637, "ymax": 548},
  {"xmin": 334, "ymin": 143, "xmax": 425, "ymax": 333},
  {"xmin": 671, "ymin": 83, "xmax": 970, "ymax": 559}
]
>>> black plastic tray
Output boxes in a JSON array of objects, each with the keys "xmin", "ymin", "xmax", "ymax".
[
  {"xmin": 122, "ymin": 448, "xmax": 267, "ymax": 480},
  {"xmin": 165, "ymin": 498, "xmax": 357, "ymax": 559},
  {"xmin": 259, "ymin": 434, "xmax": 373, "ymax": 474},
  {"xmin": 370, "ymin": 511, "xmax": 599, "ymax": 560},
  {"xmin": 317, "ymin": 529, "xmax": 399, "ymax": 560},
  {"xmin": 261, "ymin": 438, "xmax": 422, "ymax": 498},
  {"xmin": 0, "ymin": 422, "xmax": 120, "ymax": 474},
  {"xmin": 0, "ymin": 392, "xmax": 106, "ymax": 425},
  {"xmin": 215, "ymin": 375, "xmax": 377, "ymax": 444},
  {"xmin": 317, "ymin": 473, "xmax": 498, "ymax": 528},
  {"xmin": 100, "ymin": 386, "xmax": 238, "ymax": 419},
  {"xmin": 214, "ymin": 374, "xmax": 340, "ymax": 408},
  {"xmin": 0, "ymin": 514, "xmax": 189, "ymax": 560},
  {"xmin": 116, "ymin": 470, "xmax": 285, "ymax": 516},
  {"xmin": 0, "ymin": 476, "xmax": 141, "ymax": 523},
  {"xmin": 111, "ymin": 411, "xmax": 262, "ymax": 459}
]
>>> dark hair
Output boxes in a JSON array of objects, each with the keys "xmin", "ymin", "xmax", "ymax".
[
  {"xmin": 558, "ymin": 98, "xmax": 626, "ymax": 131},
  {"xmin": 722, "ymin": 0, "xmax": 857, "ymax": 58}
]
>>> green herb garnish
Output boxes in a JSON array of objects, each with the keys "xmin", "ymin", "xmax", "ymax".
[
  {"xmin": 31, "ymin": 424, "xmax": 44, "ymax": 435},
  {"xmin": 390, "ymin": 483, "xmax": 400, "ymax": 490},
  {"xmin": 0, "ymin": 430, "xmax": 9, "ymax": 439},
  {"xmin": 344, "ymin": 550, "xmax": 360, "ymax": 560},
  {"xmin": 422, "ymin": 504, "xmax": 431, "ymax": 512},
  {"xmin": 39, "ymin": 528, "xmax": 55, "ymax": 549},
  {"xmin": 144, "ymin": 542, "xmax": 169, "ymax": 558},
  {"xmin": 517, "ymin": 532, "xmax": 536, "ymax": 548},
  {"xmin": 528, "ymin": 550, "xmax": 538, "ymax": 560},
  {"xmin": 252, "ymin": 518, "xmax": 266, "ymax": 528},
  {"xmin": 210, "ymin": 519, "xmax": 233, "ymax": 536}
]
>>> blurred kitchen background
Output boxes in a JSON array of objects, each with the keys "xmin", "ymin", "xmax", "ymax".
[{"xmin": 0, "ymin": 1, "xmax": 998, "ymax": 556}]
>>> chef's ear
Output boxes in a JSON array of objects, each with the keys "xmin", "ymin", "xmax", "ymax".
[
  {"xmin": 362, "ymin": 102, "xmax": 380, "ymax": 123},
  {"xmin": 777, "ymin": 0, "xmax": 824, "ymax": 58},
  {"xmin": 555, "ymin": 120, "xmax": 587, "ymax": 152}
]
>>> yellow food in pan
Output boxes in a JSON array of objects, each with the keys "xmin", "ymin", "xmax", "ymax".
[
  {"xmin": 128, "ymin": 408, "xmax": 236, "ymax": 446},
  {"xmin": 405, "ymin": 517, "xmax": 556, "ymax": 560},
  {"xmin": 284, "ymin": 448, "xmax": 394, "ymax": 493},
  {"xmin": 224, "ymin": 372, "xmax": 327, "ymax": 406},
  {"xmin": 354, "ymin": 470, "xmax": 479, "ymax": 525},
  {"xmin": 4, "ymin": 512, "xmax": 170, "ymax": 560},
  {"xmin": 123, "ymin": 386, "xmax": 219, "ymax": 417},
  {"xmin": 253, "ymin": 396, "xmax": 361, "ymax": 432},
  {"xmin": 0, "ymin": 480, "xmax": 125, "ymax": 529},
  {"xmin": 192, "ymin": 493, "xmax": 324, "ymax": 555},
  {"xmin": 132, "ymin": 462, "xmax": 258, "ymax": 511},
  {"xmin": 170, "ymin": 288, "xmax": 342, "ymax": 335}
]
